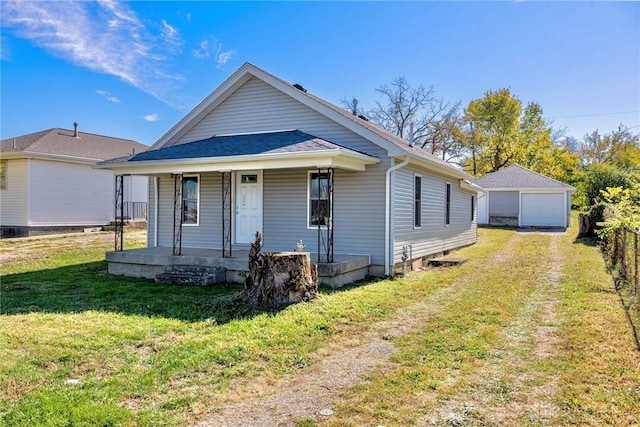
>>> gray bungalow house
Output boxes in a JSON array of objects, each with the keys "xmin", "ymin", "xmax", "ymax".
[
  {"xmin": 474, "ymin": 164, "xmax": 575, "ymax": 228},
  {"xmin": 99, "ymin": 63, "xmax": 481, "ymax": 285}
]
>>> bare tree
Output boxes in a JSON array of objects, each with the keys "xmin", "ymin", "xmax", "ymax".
[{"xmin": 365, "ymin": 76, "xmax": 462, "ymax": 162}]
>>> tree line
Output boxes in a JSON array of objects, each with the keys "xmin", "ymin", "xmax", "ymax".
[
  {"xmin": 343, "ymin": 77, "xmax": 639, "ymax": 182},
  {"xmin": 343, "ymin": 77, "xmax": 640, "ymax": 231}
]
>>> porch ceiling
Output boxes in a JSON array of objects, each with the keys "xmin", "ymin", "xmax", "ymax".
[{"xmin": 96, "ymin": 130, "xmax": 380, "ymax": 174}]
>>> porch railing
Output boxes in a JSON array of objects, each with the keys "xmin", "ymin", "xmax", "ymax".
[{"xmin": 116, "ymin": 202, "xmax": 148, "ymax": 221}]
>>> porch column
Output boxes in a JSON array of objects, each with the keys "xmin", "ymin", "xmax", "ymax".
[
  {"xmin": 114, "ymin": 174, "xmax": 125, "ymax": 251},
  {"xmin": 172, "ymin": 173, "xmax": 183, "ymax": 256},
  {"xmin": 316, "ymin": 168, "xmax": 334, "ymax": 263},
  {"xmin": 221, "ymin": 171, "xmax": 232, "ymax": 258}
]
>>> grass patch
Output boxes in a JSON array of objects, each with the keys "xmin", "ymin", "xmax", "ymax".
[
  {"xmin": 1, "ymin": 225, "xmax": 638, "ymax": 426},
  {"xmin": 0, "ymin": 230, "xmax": 503, "ymax": 425}
]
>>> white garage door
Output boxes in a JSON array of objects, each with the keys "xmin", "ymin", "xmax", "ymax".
[{"xmin": 521, "ymin": 193, "xmax": 565, "ymax": 227}]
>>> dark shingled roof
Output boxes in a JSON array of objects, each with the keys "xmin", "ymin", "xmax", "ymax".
[
  {"xmin": 130, "ymin": 130, "xmax": 372, "ymax": 162},
  {"xmin": 474, "ymin": 164, "xmax": 575, "ymax": 190},
  {"xmin": 1, "ymin": 128, "xmax": 148, "ymax": 161}
]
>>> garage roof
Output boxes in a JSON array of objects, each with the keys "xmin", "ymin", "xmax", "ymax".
[{"xmin": 474, "ymin": 164, "xmax": 575, "ymax": 190}]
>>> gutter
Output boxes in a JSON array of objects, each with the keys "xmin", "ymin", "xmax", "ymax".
[{"xmin": 385, "ymin": 155, "xmax": 410, "ymax": 276}]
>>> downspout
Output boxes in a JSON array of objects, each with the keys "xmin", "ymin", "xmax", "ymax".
[
  {"xmin": 385, "ymin": 155, "xmax": 410, "ymax": 276},
  {"xmin": 153, "ymin": 176, "xmax": 159, "ymax": 247}
]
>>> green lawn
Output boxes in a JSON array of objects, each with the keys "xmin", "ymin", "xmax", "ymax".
[{"xmin": 1, "ymin": 225, "xmax": 638, "ymax": 426}]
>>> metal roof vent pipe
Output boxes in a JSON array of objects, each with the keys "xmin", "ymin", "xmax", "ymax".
[
  {"xmin": 408, "ymin": 122, "xmax": 414, "ymax": 147},
  {"xmin": 73, "ymin": 122, "xmax": 79, "ymax": 138}
]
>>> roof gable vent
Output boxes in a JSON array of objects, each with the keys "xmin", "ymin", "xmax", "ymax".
[{"xmin": 293, "ymin": 83, "xmax": 307, "ymax": 92}]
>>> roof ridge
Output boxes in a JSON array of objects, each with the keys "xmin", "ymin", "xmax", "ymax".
[{"xmin": 508, "ymin": 164, "xmax": 572, "ymax": 187}]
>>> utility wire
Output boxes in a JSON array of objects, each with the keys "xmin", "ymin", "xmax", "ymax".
[{"xmin": 549, "ymin": 110, "xmax": 640, "ymax": 119}]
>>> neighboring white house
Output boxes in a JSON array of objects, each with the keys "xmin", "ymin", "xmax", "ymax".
[
  {"xmin": 98, "ymin": 63, "xmax": 482, "ymax": 282},
  {"xmin": 474, "ymin": 164, "xmax": 575, "ymax": 228},
  {"xmin": 0, "ymin": 125, "xmax": 148, "ymax": 237}
]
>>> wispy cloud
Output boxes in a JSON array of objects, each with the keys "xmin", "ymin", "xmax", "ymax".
[
  {"xmin": 192, "ymin": 40, "xmax": 210, "ymax": 59},
  {"xmin": 215, "ymin": 44, "xmax": 236, "ymax": 68},
  {"xmin": 96, "ymin": 89, "xmax": 120, "ymax": 103},
  {"xmin": 0, "ymin": 1, "xmax": 191, "ymax": 107},
  {"xmin": 143, "ymin": 113, "xmax": 159, "ymax": 122},
  {"xmin": 192, "ymin": 38, "xmax": 236, "ymax": 68}
]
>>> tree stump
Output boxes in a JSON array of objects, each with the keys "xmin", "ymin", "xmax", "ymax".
[
  {"xmin": 578, "ymin": 213, "xmax": 593, "ymax": 238},
  {"xmin": 237, "ymin": 232, "xmax": 318, "ymax": 307}
]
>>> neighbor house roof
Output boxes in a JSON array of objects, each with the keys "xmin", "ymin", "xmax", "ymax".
[
  {"xmin": 0, "ymin": 127, "xmax": 147, "ymax": 163},
  {"xmin": 474, "ymin": 164, "xmax": 575, "ymax": 191},
  {"xmin": 146, "ymin": 62, "xmax": 473, "ymax": 181}
]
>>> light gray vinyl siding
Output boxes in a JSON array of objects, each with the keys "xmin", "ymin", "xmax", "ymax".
[
  {"xmin": 393, "ymin": 166, "xmax": 477, "ymax": 263},
  {"xmin": 263, "ymin": 167, "xmax": 387, "ymax": 264},
  {"xmin": 147, "ymin": 177, "xmax": 156, "ymax": 247},
  {"xmin": 29, "ymin": 159, "xmax": 114, "ymax": 226},
  {"xmin": 488, "ymin": 191, "xmax": 519, "ymax": 216},
  {"xmin": 0, "ymin": 158, "xmax": 29, "ymax": 226},
  {"xmin": 154, "ymin": 165, "xmax": 388, "ymax": 265},
  {"xmin": 155, "ymin": 173, "xmax": 223, "ymax": 249},
  {"xmin": 176, "ymin": 77, "xmax": 388, "ymax": 159}
]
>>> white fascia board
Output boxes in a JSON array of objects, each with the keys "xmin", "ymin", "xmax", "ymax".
[
  {"xmin": 407, "ymin": 154, "xmax": 474, "ymax": 181},
  {"xmin": 487, "ymin": 188, "xmax": 572, "ymax": 193},
  {"xmin": 460, "ymin": 180, "xmax": 484, "ymax": 194},
  {"xmin": 95, "ymin": 150, "xmax": 379, "ymax": 175},
  {"xmin": 4, "ymin": 151, "xmax": 101, "ymax": 165}
]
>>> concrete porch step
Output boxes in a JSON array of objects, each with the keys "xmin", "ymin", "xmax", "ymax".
[{"xmin": 154, "ymin": 264, "xmax": 226, "ymax": 286}]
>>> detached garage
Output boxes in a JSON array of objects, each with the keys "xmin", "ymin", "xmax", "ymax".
[{"xmin": 474, "ymin": 165, "xmax": 575, "ymax": 228}]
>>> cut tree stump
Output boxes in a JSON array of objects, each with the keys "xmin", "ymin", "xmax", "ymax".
[{"xmin": 236, "ymin": 232, "xmax": 318, "ymax": 307}]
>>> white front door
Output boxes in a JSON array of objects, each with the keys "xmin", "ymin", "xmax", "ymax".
[{"xmin": 235, "ymin": 171, "xmax": 263, "ymax": 244}]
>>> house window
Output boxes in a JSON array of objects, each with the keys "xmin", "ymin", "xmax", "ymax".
[
  {"xmin": 471, "ymin": 195, "xmax": 475, "ymax": 221},
  {"xmin": 0, "ymin": 160, "xmax": 6, "ymax": 189},
  {"xmin": 182, "ymin": 175, "xmax": 199, "ymax": 225},
  {"xmin": 309, "ymin": 172, "xmax": 331, "ymax": 227},
  {"xmin": 445, "ymin": 183, "xmax": 451, "ymax": 226},
  {"xmin": 414, "ymin": 175, "xmax": 422, "ymax": 228}
]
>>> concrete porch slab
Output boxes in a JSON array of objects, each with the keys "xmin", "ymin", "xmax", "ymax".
[{"xmin": 106, "ymin": 247, "xmax": 371, "ymax": 287}]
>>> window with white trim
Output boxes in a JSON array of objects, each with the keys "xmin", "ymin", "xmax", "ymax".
[
  {"xmin": 182, "ymin": 175, "xmax": 199, "ymax": 225},
  {"xmin": 445, "ymin": 182, "xmax": 451, "ymax": 226},
  {"xmin": 0, "ymin": 160, "xmax": 6, "ymax": 189},
  {"xmin": 308, "ymin": 172, "xmax": 331, "ymax": 227},
  {"xmin": 414, "ymin": 175, "xmax": 422, "ymax": 228},
  {"xmin": 471, "ymin": 195, "xmax": 475, "ymax": 222}
]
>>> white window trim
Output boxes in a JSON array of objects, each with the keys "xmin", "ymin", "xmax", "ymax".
[
  {"xmin": 307, "ymin": 170, "xmax": 331, "ymax": 230},
  {"xmin": 414, "ymin": 173, "xmax": 422, "ymax": 229},
  {"xmin": 471, "ymin": 195, "xmax": 475, "ymax": 223},
  {"xmin": 182, "ymin": 174, "xmax": 200, "ymax": 226},
  {"xmin": 0, "ymin": 160, "xmax": 7, "ymax": 190},
  {"xmin": 445, "ymin": 181, "xmax": 452, "ymax": 227}
]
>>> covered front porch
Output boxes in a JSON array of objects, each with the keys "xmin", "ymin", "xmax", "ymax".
[
  {"xmin": 106, "ymin": 246, "xmax": 371, "ymax": 288},
  {"xmin": 99, "ymin": 130, "xmax": 381, "ymax": 287}
]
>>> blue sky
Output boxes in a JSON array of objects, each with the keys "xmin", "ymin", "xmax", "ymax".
[{"xmin": 1, "ymin": 1, "xmax": 638, "ymax": 147}]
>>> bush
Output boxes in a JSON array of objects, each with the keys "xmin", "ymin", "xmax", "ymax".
[{"xmin": 574, "ymin": 164, "xmax": 636, "ymax": 228}]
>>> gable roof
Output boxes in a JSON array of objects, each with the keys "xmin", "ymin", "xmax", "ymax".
[
  {"xmin": 474, "ymin": 164, "xmax": 575, "ymax": 191},
  {"xmin": 0, "ymin": 128, "xmax": 147, "ymax": 163},
  {"xmin": 148, "ymin": 62, "xmax": 472, "ymax": 181}
]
